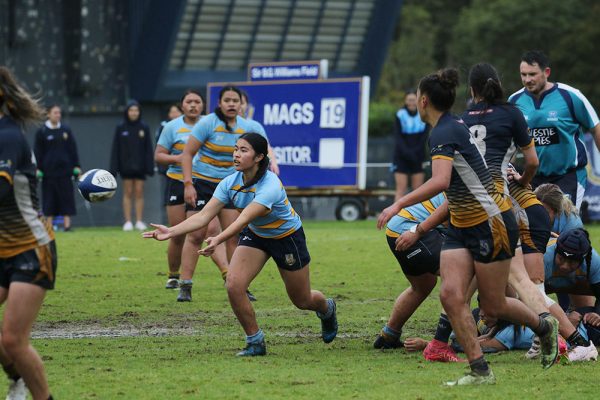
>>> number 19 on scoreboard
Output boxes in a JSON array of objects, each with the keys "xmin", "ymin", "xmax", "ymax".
[{"xmin": 320, "ymin": 98, "xmax": 346, "ymax": 129}]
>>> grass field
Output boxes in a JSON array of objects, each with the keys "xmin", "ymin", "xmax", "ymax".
[{"xmin": 30, "ymin": 221, "xmax": 600, "ymax": 399}]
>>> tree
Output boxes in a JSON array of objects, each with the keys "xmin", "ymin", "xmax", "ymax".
[
  {"xmin": 375, "ymin": 5, "xmax": 436, "ymax": 104},
  {"xmin": 449, "ymin": 0, "xmax": 587, "ymax": 97}
]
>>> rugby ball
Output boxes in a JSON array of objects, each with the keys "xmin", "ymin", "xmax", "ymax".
[{"xmin": 77, "ymin": 169, "xmax": 117, "ymax": 202}]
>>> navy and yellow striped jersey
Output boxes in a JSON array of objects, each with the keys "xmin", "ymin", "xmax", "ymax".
[
  {"xmin": 190, "ymin": 113, "xmax": 268, "ymax": 183},
  {"xmin": 461, "ymin": 103, "xmax": 540, "ymax": 210},
  {"xmin": 213, "ymin": 170, "xmax": 301, "ymax": 239},
  {"xmin": 429, "ymin": 113, "xmax": 511, "ymax": 228},
  {"xmin": 386, "ymin": 192, "xmax": 446, "ymax": 237},
  {"xmin": 0, "ymin": 116, "xmax": 54, "ymax": 258},
  {"xmin": 156, "ymin": 115, "xmax": 204, "ymax": 181},
  {"xmin": 508, "ymin": 180, "xmax": 542, "ymax": 210},
  {"xmin": 461, "ymin": 103, "xmax": 533, "ymax": 194}
]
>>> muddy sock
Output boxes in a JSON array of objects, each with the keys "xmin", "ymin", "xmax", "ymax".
[
  {"xmin": 469, "ymin": 356, "xmax": 489, "ymax": 375},
  {"xmin": 433, "ymin": 313, "xmax": 452, "ymax": 343}
]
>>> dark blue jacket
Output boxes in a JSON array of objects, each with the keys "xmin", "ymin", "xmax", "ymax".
[
  {"xmin": 34, "ymin": 122, "xmax": 80, "ymax": 177},
  {"xmin": 109, "ymin": 100, "xmax": 154, "ymax": 177}
]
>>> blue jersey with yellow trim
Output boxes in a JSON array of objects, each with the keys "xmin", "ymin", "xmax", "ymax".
[
  {"xmin": 191, "ymin": 113, "xmax": 267, "ymax": 182},
  {"xmin": 213, "ymin": 170, "xmax": 301, "ymax": 239},
  {"xmin": 157, "ymin": 115, "xmax": 203, "ymax": 181},
  {"xmin": 509, "ymin": 83, "xmax": 599, "ymax": 176},
  {"xmin": 386, "ymin": 193, "xmax": 446, "ymax": 237},
  {"xmin": 429, "ymin": 113, "xmax": 511, "ymax": 228},
  {"xmin": 544, "ymin": 242, "xmax": 600, "ymax": 291}
]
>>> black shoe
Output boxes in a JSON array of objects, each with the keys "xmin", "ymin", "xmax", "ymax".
[
  {"xmin": 373, "ymin": 332, "xmax": 404, "ymax": 349},
  {"xmin": 320, "ymin": 299, "xmax": 338, "ymax": 344},
  {"xmin": 177, "ymin": 284, "xmax": 192, "ymax": 302},
  {"xmin": 236, "ymin": 340, "xmax": 267, "ymax": 357}
]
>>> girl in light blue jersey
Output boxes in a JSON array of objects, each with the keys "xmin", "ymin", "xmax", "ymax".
[
  {"xmin": 373, "ymin": 194, "xmax": 451, "ymax": 352},
  {"xmin": 145, "ymin": 133, "xmax": 337, "ymax": 356},
  {"xmin": 535, "ymin": 183, "xmax": 583, "ymax": 234},
  {"xmin": 154, "ymin": 90, "xmax": 229, "ymax": 297}
]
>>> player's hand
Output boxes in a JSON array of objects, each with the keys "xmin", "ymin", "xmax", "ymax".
[
  {"xmin": 583, "ymin": 312, "xmax": 600, "ymax": 327},
  {"xmin": 184, "ymin": 182, "xmax": 197, "ymax": 208},
  {"xmin": 506, "ymin": 166, "xmax": 519, "ymax": 182},
  {"xmin": 395, "ymin": 231, "xmax": 419, "ymax": 251},
  {"xmin": 198, "ymin": 236, "xmax": 220, "ymax": 256},
  {"xmin": 404, "ymin": 337, "xmax": 428, "ymax": 352},
  {"xmin": 377, "ymin": 203, "xmax": 401, "ymax": 230},
  {"xmin": 142, "ymin": 223, "xmax": 171, "ymax": 241}
]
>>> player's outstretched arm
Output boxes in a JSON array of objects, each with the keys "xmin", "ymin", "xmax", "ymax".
[
  {"xmin": 199, "ymin": 202, "xmax": 268, "ymax": 256},
  {"xmin": 144, "ymin": 197, "xmax": 225, "ymax": 241}
]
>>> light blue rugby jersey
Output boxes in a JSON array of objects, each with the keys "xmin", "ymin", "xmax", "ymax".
[
  {"xmin": 494, "ymin": 325, "xmax": 535, "ymax": 350},
  {"xmin": 544, "ymin": 242, "xmax": 600, "ymax": 290},
  {"xmin": 213, "ymin": 170, "xmax": 301, "ymax": 239},
  {"xmin": 509, "ymin": 83, "xmax": 599, "ymax": 176},
  {"xmin": 191, "ymin": 113, "xmax": 267, "ymax": 183},
  {"xmin": 552, "ymin": 211, "xmax": 583, "ymax": 235},
  {"xmin": 385, "ymin": 193, "xmax": 446, "ymax": 237},
  {"xmin": 157, "ymin": 115, "xmax": 204, "ymax": 181},
  {"xmin": 396, "ymin": 108, "xmax": 427, "ymax": 134}
]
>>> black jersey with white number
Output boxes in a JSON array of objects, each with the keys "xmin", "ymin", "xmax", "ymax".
[
  {"xmin": 461, "ymin": 103, "xmax": 540, "ymax": 209},
  {"xmin": 429, "ymin": 113, "xmax": 511, "ymax": 228}
]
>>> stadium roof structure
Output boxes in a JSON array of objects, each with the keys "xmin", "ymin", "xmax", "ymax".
[{"xmin": 129, "ymin": 0, "xmax": 402, "ymax": 101}]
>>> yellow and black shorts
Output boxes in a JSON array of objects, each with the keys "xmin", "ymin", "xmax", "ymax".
[
  {"xmin": 514, "ymin": 203, "xmax": 551, "ymax": 254},
  {"xmin": 0, "ymin": 241, "xmax": 57, "ymax": 290},
  {"xmin": 443, "ymin": 210, "xmax": 518, "ymax": 263}
]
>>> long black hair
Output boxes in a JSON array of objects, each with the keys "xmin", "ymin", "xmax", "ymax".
[
  {"xmin": 232, "ymin": 132, "xmax": 270, "ymax": 201},
  {"xmin": 214, "ymin": 85, "xmax": 242, "ymax": 131},
  {"xmin": 468, "ymin": 63, "xmax": 505, "ymax": 105},
  {"xmin": 417, "ymin": 68, "xmax": 459, "ymax": 112}
]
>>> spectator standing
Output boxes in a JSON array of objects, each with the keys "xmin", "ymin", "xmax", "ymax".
[
  {"xmin": 391, "ymin": 91, "xmax": 429, "ymax": 201},
  {"xmin": 110, "ymin": 100, "xmax": 154, "ymax": 231},
  {"xmin": 34, "ymin": 105, "xmax": 81, "ymax": 231}
]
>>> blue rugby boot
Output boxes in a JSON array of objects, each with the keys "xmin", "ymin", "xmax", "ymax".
[
  {"xmin": 236, "ymin": 340, "xmax": 267, "ymax": 357},
  {"xmin": 318, "ymin": 298, "xmax": 338, "ymax": 343}
]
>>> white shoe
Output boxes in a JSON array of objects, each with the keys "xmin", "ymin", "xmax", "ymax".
[
  {"xmin": 6, "ymin": 378, "xmax": 27, "ymax": 400},
  {"xmin": 135, "ymin": 221, "xmax": 148, "ymax": 231},
  {"xmin": 568, "ymin": 343, "xmax": 598, "ymax": 362},
  {"xmin": 525, "ymin": 336, "xmax": 540, "ymax": 359},
  {"xmin": 122, "ymin": 221, "xmax": 133, "ymax": 231}
]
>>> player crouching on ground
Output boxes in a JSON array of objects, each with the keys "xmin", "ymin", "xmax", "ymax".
[
  {"xmin": 543, "ymin": 228, "xmax": 600, "ymax": 361},
  {"xmin": 144, "ymin": 133, "xmax": 337, "ymax": 355}
]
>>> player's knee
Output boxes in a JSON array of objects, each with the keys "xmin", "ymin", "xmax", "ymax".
[
  {"xmin": 225, "ymin": 277, "xmax": 244, "ymax": 297},
  {"xmin": 185, "ymin": 232, "xmax": 204, "ymax": 246},
  {"xmin": 439, "ymin": 286, "xmax": 461, "ymax": 310},
  {"xmin": 1, "ymin": 331, "xmax": 26, "ymax": 356}
]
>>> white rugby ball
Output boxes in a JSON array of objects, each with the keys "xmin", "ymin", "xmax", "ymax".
[{"xmin": 77, "ymin": 169, "xmax": 117, "ymax": 202}]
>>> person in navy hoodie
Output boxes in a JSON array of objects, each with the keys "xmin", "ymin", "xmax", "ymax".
[
  {"xmin": 110, "ymin": 100, "xmax": 154, "ymax": 231},
  {"xmin": 34, "ymin": 105, "xmax": 81, "ymax": 231}
]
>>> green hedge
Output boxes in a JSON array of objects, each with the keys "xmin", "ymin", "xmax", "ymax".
[{"xmin": 368, "ymin": 102, "xmax": 398, "ymax": 137}]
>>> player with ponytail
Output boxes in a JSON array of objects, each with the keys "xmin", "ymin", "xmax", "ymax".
[{"xmin": 145, "ymin": 132, "xmax": 337, "ymax": 356}]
